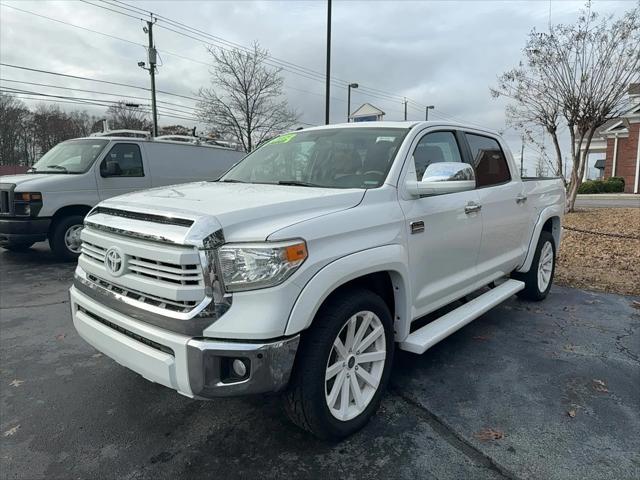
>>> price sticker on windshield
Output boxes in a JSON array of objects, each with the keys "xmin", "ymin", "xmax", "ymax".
[{"xmin": 267, "ymin": 133, "xmax": 296, "ymax": 145}]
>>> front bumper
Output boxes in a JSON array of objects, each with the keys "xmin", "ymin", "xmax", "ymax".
[
  {"xmin": 70, "ymin": 286, "xmax": 299, "ymax": 398},
  {"xmin": 0, "ymin": 217, "xmax": 50, "ymax": 245}
]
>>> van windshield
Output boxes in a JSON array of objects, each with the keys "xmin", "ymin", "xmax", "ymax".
[
  {"xmin": 219, "ymin": 127, "xmax": 409, "ymax": 189},
  {"xmin": 29, "ymin": 139, "xmax": 109, "ymax": 174}
]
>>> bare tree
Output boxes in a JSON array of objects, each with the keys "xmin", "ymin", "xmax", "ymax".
[
  {"xmin": 0, "ymin": 94, "xmax": 30, "ymax": 166},
  {"xmin": 106, "ymin": 101, "xmax": 151, "ymax": 132},
  {"xmin": 492, "ymin": 3, "xmax": 640, "ymax": 211},
  {"xmin": 197, "ymin": 42, "xmax": 298, "ymax": 152}
]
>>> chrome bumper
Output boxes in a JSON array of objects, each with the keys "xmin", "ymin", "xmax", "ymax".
[
  {"xmin": 187, "ymin": 336, "xmax": 300, "ymax": 398},
  {"xmin": 70, "ymin": 285, "xmax": 299, "ymax": 398}
]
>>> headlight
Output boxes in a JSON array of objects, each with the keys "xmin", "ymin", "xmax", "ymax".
[
  {"xmin": 217, "ymin": 239, "xmax": 307, "ymax": 292},
  {"xmin": 13, "ymin": 192, "xmax": 42, "ymax": 217}
]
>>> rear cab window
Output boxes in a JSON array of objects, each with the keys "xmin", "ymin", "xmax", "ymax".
[{"xmin": 465, "ymin": 133, "xmax": 511, "ymax": 188}]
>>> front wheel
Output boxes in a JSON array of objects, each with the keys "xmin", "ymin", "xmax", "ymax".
[
  {"xmin": 283, "ymin": 288, "xmax": 394, "ymax": 439},
  {"xmin": 49, "ymin": 215, "xmax": 84, "ymax": 261},
  {"xmin": 513, "ymin": 230, "xmax": 556, "ymax": 301}
]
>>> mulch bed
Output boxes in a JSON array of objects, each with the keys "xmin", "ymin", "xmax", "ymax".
[{"xmin": 556, "ymin": 208, "xmax": 640, "ymax": 296}]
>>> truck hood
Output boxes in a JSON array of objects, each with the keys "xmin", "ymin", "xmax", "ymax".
[
  {"xmin": 0, "ymin": 173, "xmax": 92, "ymax": 192},
  {"xmin": 99, "ymin": 181, "xmax": 365, "ymax": 241}
]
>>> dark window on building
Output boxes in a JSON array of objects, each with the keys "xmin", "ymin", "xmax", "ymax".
[
  {"xmin": 465, "ymin": 133, "xmax": 511, "ymax": 187},
  {"xmin": 100, "ymin": 143, "xmax": 144, "ymax": 177}
]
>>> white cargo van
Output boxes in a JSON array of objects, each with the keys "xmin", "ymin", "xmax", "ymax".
[{"xmin": 0, "ymin": 134, "xmax": 245, "ymax": 259}]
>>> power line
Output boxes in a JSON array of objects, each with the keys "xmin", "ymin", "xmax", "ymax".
[
  {"xmin": 0, "ymin": 78, "xmax": 195, "ymax": 112},
  {"xmin": 94, "ymin": 0, "xmax": 414, "ymax": 105},
  {"xmin": 0, "ymin": 63, "xmax": 201, "ymax": 102},
  {"xmin": 3, "ymin": 89, "xmax": 201, "ymax": 123}
]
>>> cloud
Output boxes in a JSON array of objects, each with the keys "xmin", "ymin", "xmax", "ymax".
[{"xmin": 0, "ymin": 0, "xmax": 629, "ymax": 173}]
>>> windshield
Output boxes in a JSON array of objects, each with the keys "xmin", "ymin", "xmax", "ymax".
[
  {"xmin": 29, "ymin": 139, "xmax": 109, "ymax": 174},
  {"xmin": 220, "ymin": 127, "xmax": 409, "ymax": 189}
]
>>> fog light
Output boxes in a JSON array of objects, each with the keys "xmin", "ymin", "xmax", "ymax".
[{"xmin": 232, "ymin": 359, "xmax": 247, "ymax": 377}]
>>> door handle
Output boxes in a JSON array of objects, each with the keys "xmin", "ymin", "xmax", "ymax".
[
  {"xmin": 464, "ymin": 202, "xmax": 482, "ymax": 214},
  {"xmin": 516, "ymin": 194, "xmax": 528, "ymax": 204}
]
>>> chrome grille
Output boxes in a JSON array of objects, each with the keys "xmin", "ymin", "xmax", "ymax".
[
  {"xmin": 81, "ymin": 240, "xmax": 204, "ymax": 287},
  {"xmin": 0, "ymin": 190, "xmax": 11, "ymax": 215},
  {"xmin": 87, "ymin": 273, "xmax": 198, "ymax": 313}
]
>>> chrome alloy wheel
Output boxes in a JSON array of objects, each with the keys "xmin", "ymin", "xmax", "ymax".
[
  {"xmin": 64, "ymin": 224, "xmax": 83, "ymax": 254},
  {"xmin": 537, "ymin": 240, "xmax": 554, "ymax": 292},
  {"xmin": 324, "ymin": 310, "xmax": 386, "ymax": 421}
]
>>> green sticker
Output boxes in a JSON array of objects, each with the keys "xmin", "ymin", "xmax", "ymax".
[{"xmin": 268, "ymin": 133, "xmax": 296, "ymax": 145}]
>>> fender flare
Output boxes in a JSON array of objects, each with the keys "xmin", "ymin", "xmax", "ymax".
[
  {"xmin": 517, "ymin": 204, "xmax": 563, "ymax": 273},
  {"xmin": 284, "ymin": 244, "xmax": 412, "ymax": 339}
]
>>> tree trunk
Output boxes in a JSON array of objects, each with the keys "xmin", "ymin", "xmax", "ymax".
[
  {"xmin": 548, "ymin": 128, "xmax": 566, "ymax": 186},
  {"xmin": 566, "ymin": 126, "xmax": 597, "ymax": 212}
]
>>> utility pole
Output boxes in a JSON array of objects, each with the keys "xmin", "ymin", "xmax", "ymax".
[
  {"xmin": 324, "ymin": 0, "xmax": 332, "ymax": 125},
  {"xmin": 140, "ymin": 17, "xmax": 158, "ymax": 137},
  {"xmin": 520, "ymin": 136, "xmax": 525, "ymax": 177},
  {"xmin": 403, "ymin": 98, "xmax": 407, "ymax": 121}
]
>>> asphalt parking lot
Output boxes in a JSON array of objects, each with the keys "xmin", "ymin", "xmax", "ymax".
[{"xmin": 1, "ymin": 244, "xmax": 639, "ymax": 480}]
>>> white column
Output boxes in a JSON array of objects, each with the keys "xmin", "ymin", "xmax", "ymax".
[
  {"xmin": 634, "ymin": 127, "xmax": 640, "ymax": 194},
  {"xmin": 612, "ymin": 135, "xmax": 618, "ymax": 177},
  {"xmin": 583, "ymin": 152, "xmax": 589, "ymax": 181}
]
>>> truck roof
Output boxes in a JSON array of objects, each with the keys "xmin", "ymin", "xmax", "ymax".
[{"xmin": 300, "ymin": 120, "xmax": 500, "ymax": 137}]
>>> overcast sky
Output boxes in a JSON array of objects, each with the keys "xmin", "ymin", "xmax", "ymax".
[{"xmin": 0, "ymin": 0, "xmax": 632, "ymax": 174}]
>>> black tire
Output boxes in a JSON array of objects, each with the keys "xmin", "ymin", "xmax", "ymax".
[
  {"xmin": 283, "ymin": 288, "xmax": 394, "ymax": 439},
  {"xmin": 2, "ymin": 241, "xmax": 35, "ymax": 252},
  {"xmin": 512, "ymin": 230, "xmax": 556, "ymax": 301},
  {"xmin": 49, "ymin": 215, "xmax": 84, "ymax": 261}
]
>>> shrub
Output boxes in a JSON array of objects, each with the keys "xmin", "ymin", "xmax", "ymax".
[{"xmin": 577, "ymin": 177, "xmax": 625, "ymax": 194}]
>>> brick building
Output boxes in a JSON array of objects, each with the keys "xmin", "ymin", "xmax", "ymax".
[{"xmin": 582, "ymin": 84, "xmax": 640, "ymax": 194}]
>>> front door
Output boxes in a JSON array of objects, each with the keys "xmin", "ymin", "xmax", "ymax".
[
  {"xmin": 96, "ymin": 142, "xmax": 151, "ymax": 200},
  {"xmin": 398, "ymin": 130, "xmax": 483, "ymax": 319}
]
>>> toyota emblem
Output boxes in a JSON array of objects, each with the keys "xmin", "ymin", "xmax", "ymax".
[{"xmin": 105, "ymin": 247, "xmax": 125, "ymax": 276}]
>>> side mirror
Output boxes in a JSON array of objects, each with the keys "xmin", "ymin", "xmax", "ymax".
[{"xmin": 406, "ymin": 162, "xmax": 476, "ymax": 196}]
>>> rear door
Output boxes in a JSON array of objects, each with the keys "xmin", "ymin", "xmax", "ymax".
[
  {"xmin": 463, "ymin": 132, "xmax": 529, "ymax": 277},
  {"xmin": 398, "ymin": 130, "xmax": 483, "ymax": 318},
  {"xmin": 96, "ymin": 142, "xmax": 151, "ymax": 200}
]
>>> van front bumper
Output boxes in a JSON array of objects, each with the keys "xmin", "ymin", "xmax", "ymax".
[
  {"xmin": 70, "ymin": 286, "xmax": 300, "ymax": 398},
  {"xmin": 0, "ymin": 217, "xmax": 50, "ymax": 245}
]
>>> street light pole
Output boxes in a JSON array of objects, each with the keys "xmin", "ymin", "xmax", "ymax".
[
  {"xmin": 403, "ymin": 98, "xmax": 407, "ymax": 121},
  {"xmin": 324, "ymin": 0, "xmax": 332, "ymax": 125},
  {"xmin": 425, "ymin": 105, "xmax": 434, "ymax": 120},
  {"xmin": 347, "ymin": 83, "xmax": 358, "ymax": 122}
]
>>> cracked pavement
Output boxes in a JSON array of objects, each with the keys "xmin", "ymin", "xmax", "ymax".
[{"xmin": 1, "ymin": 244, "xmax": 639, "ymax": 480}]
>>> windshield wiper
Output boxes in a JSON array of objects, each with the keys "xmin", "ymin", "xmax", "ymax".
[
  {"xmin": 219, "ymin": 178, "xmax": 246, "ymax": 183},
  {"xmin": 277, "ymin": 180, "xmax": 322, "ymax": 187},
  {"xmin": 46, "ymin": 165, "xmax": 68, "ymax": 172}
]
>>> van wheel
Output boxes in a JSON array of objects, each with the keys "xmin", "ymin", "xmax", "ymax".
[
  {"xmin": 283, "ymin": 288, "xmax": 394, "ymax": 439},
  {"xmin": 513, "ymin": 230, "xmax": 556, "ymax": 301},
  {"xmin": 49, "ymin": 215, "xmax": 84, "ymax": 261}
]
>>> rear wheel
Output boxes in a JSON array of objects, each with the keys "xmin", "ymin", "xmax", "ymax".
[
  {"xmin": 49, "ymin": 215, "xmax": 84, "ymax": 261},
  {"xmin": 513, "ymin": 230, "xmax": 556, "ymax": 301},
  {"xmin": 283, "ymin": 288, "xmax": 394, "ymax": 439}
]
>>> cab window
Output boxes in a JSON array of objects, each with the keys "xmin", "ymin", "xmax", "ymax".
[
  {"xmin": 465, "ymin": 133, "xmax": 511, "ymax": 187},
  {"xmin": 412, "ymin": 131, "xmax": 462, "ymax": 181},
  {"xmin": 100, "ymin": 143, "xmax": 144, "ymax": 177}
]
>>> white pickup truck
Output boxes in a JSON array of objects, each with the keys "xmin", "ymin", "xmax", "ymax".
[{"xmin": 69, "ymin": 121, "xmax": 565, "ymax": 439}]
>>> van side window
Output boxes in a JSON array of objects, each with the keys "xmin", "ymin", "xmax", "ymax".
[
  {"xmin": 412, "ymin": 131, "xmax": 462, "ymax": 181},
  {"xmin": 100, "ymin": 143, "xmax": 144, "ymax": 177},
  {"xmin": 465, "ymin": 134, "xmax": 510, "ymax": 187}
]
